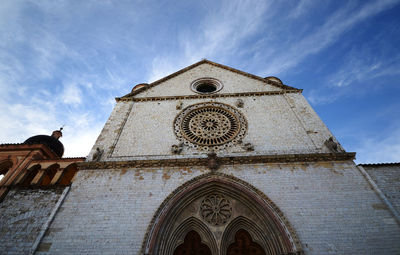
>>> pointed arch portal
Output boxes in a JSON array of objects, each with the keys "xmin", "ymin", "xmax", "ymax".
[{"xmin": 142, "ymin": 173, "xmax": 302, "ymax": 255}]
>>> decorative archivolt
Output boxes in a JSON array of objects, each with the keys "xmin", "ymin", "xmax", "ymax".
[{"xmin": 141, "ymin": 173, "xmax": 302, "ymax": 255}]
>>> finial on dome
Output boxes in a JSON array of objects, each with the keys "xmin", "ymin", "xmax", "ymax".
[{"xmin": 51, "ymin": 126, "xmax": 63, "ymax": 140}]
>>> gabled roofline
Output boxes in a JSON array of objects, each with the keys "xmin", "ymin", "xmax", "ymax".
[{"xmin": 118, "ymin": 59, "xmax": 301, "ymax": 99}]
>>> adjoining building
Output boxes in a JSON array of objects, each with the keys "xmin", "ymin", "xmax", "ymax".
[{"xmin": 1, "ymin": 60, "xmax": 399, "ymax": 255}]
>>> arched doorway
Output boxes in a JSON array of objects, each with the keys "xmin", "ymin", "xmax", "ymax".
[{"xmin": 142, "ymin": 173, "xmax": 302, "ymax": 255}]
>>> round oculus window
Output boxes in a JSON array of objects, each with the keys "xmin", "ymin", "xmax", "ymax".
[
  {"xmin": 174, "ymin": 102, "xmax": 247, "ymax": 152},
  {"xmin": 190, "ymin": 78, "xmax": 223, "ymax": 94}
]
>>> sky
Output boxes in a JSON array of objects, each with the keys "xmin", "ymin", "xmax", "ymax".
[{"xmin": 0, "ymin": 0, "xmax": 399, "ymax": 164}]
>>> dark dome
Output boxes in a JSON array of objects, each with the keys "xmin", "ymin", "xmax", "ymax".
[{"xmin": 24, "ymin": 135, "xmax": 64, "ymax": 157}]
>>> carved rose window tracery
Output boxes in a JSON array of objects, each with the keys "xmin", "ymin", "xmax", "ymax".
[
  {"xmin": 174, "ymin": 102, "xmax": 247, "ymax": 152},
  {"xmin": 200, "ymin": 194, "xmax": 232, "ymax": 226}
]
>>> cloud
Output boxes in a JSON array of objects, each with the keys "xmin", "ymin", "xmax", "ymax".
[
  {"xmin": 1, "ymin": 0, "xmax": 399, "ymax": 164},
  {"xmin": 330, "ymin": 53, "xmax": 400, "ymax": 88},
  {"xmin": 61, "ymin": 112, "xmax": 104, "ymax": 157},
  {"xmin": 148, "ymin": 57, "xmax": 184, "ymax": 83},
  {"xmin": 0, "ymin": 1, "xmax": 130, "ymax": 152},
  {"xmin": 148, "ymin": 0, "xmax": 271, "ymax": 82},
  {"xmin": 30, "ymin": 30, "xmax": 78, "ymax": 79},
  {"xmin": 306, "ymin": 21, "xmax": 400, "ymax": 105},
  {"xmin": 186, "ymin": 0, "xmax": 270, "ymax": 58},
  {"xmin": 147, "ymin": 0, "xmax": 400, "ymax": 81},
  {"xmin": 289, "ymin": 0, "xmax": 314, "ymax": 19},
  {"xmin": 354, "ymin": 126, "xmax": 400, "ymax": 163},
  {"xmin": 0, "ymin": 99, "xmax": 57, "ymax": 142},
  {"xmin": 61, "ymin": 83, "xmax": 82, "ymax": 105},
  {"xmin": 306, "ymin": 89, "xmax": 344, "ymax": 105},
  {"xmin": 262, "ymin": 0, "xmax": 400, "ymax": 75}
]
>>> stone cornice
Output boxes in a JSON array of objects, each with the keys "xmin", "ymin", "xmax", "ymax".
[
  {"xmin": 78, "ymin": 152, "xmax": 356, "ymax": 170},
  {"xmin": 116, "ymin": 89, "xmax": 302, "ymax": 102}
]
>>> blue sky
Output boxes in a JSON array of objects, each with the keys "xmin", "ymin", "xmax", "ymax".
[{"xmin": 0, "ymin": 0, "xmax": 399, "ymax": 163}]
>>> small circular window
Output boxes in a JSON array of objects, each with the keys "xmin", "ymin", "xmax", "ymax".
[{"xmin": 191, "ymin": 78, "xmax": 223, "ymax": 94}]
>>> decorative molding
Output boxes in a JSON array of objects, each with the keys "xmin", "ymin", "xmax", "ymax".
[
  {"xmin": 207, "ymin": 152, "xmax": 219, "ymax": 170},
  {"xmin": 77, "ymin": 152, "xmax": 356, "ymax": 170},
  {"xmin": 171, "ymin": 143, "xmax": 184, "ymax": 154},
  {"xmin": 235, "ymin": 99, "xmax": 244, "ymax": 108},
  {"xmin": 116, "ymin": 90, "xmax": 301, "ymax": 102}
]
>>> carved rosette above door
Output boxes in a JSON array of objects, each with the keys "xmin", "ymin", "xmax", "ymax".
[
  {"xmin": 173, "ymin": 102, "xmax": 247, "ymax": 152},
  {"xmin": 200, "ymin": 194, "xmax": 232, "ymax": 226}
]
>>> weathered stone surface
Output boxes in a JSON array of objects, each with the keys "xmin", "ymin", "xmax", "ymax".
[
  {"xmin": 3, "ymin": 60, "xmax": 399, "ymax": 255},
  {"xmin": 0, "ymin": 187, "xmax": 63, "ymax": 255},
  {"xmin": 87, "ymin": 63, "xmax": 335, "ymax": 161},
  {"xmin": 36, "ymin": 162, "xmax": 400, "ymax": 255},
  {"xmin": 363, "ymin": 164, "xmax": 400, "ymax": 213}
]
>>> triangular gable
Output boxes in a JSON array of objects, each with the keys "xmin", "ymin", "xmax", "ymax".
[{"xmin": 119, "ymin": 59, "xmax": 301, "ymax": 99}]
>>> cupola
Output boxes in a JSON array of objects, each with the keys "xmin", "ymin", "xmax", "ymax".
[{"xmin": 23, "ymin": 128, "xmax": 64, "ymax": 157}]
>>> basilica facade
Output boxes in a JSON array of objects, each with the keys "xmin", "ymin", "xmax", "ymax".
[{"xmin": 1, "ymin": 60, "xmax": 399, "ymax": 254}]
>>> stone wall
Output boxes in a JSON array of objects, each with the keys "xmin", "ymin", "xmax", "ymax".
[
  {"xmin": 64, "ymin": 62, "xmax": 399, "ymax": 255},
  {"xmin": 0, "ymin": 187, "xmax": 64, "ymax": 255},
  {"xmin": 36, "ymin": 161, "xmax": 400, "ymax": 255},
  {"xmin": 89, "ymin": 94, "xmax": 335, "ymax": 161},
  {"xmin": 88, "ymin": 63, "xmax": 338, "ymax": 161},
  {"xmin": 88, "ymin": 100, "xmax": 133, "ymax": 162},
  {"xmin": 362, "ymin": 163, "xmax": 400, "ymax": 213}
]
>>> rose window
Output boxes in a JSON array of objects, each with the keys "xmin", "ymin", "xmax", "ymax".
[{"xmin": 174, "ymin": 102, "xmax": 247, "ymax": 151}]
